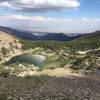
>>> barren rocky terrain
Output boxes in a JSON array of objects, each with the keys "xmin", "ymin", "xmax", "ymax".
[{"xmin": 0, "ymin": 68, "xmax": 100, "ymax": 100}]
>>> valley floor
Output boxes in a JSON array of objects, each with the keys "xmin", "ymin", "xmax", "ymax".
[{"xmin": 0, "ymin": 68, "xmax": 100, "ymax": 100}]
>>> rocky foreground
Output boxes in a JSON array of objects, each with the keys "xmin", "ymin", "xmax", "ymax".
[{"xmin": 0, "ymin": 69, "xmax": 100, "ymax": 100}]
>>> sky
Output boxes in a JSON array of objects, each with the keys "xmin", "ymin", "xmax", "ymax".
[{"xmin": 0, "ymin": 0, "xmax": 100, "ymax": 33}]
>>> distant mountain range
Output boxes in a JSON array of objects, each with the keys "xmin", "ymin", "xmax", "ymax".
[{"xmin": 0, "ymin": 26, "xmax": 83, "ymax": 41}]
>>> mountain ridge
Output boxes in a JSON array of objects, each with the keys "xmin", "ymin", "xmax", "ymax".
[{"xmin": 0, "ymin": 26, "xmax": 83, "ymax": 41}]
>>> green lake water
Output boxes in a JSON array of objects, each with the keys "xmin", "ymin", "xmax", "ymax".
[{"xmin": 6, "ymin": 54, "xmax": 46, "ymax": 68}]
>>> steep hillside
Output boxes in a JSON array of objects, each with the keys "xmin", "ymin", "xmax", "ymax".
[
  {"xmin": 0, "ymin": 26, "xmax": 35, "ymax": 40},
  {"xmin": 0, "ymin": 31, "xmax": 15, "ymax": 43},
  {"xmin": 76, "ymin": 31, "xmax": 100, "ymax": 42},
  {"xmin": 69, "ymin": 31, "xmax": 100, "ymax": 50},
  {"xmin": 0, "ymin": 31, "xmax": 22, "ymax": 62},
  {"xmin": 0, "ymin": 31, "xmax": 17, "ymax": 49}
]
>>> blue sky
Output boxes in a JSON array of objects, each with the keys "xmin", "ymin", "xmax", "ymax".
[{"xmin": 0, "ymin": 0, "xmax": 100, "ymax": 33}]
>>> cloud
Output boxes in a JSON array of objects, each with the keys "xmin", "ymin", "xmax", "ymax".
[
  {"xmin": 0, "ymin": 0, "xmax": 80, "ymax": 12},
  {"xmin": 0, "ymin": 14, "xmax": 100, "ymax": 33},
  {"xmin": 0, "ymin": 2, "xmax": 13, "ymax": 8},
  {"xmin": 0, "ymin": 0, "xmax": 8, "ymax": 2},
  {"xmin": 5, "ymin": 14, "xmax": 33, "ymax": 20}
]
